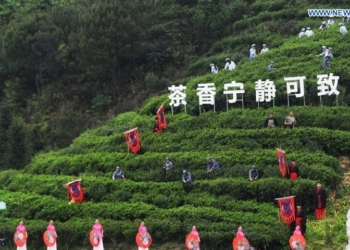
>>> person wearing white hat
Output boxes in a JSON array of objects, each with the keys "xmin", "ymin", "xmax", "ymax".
[
  {"xmin": 327, "ymin": 47, "xmax": 334, "ymax": 59},
  {"xmin": 339, "ymin": 23, "xmax": 348, "ymax": 35},
  {"xmin": 305, "ymin": 27, "xmax": 314, "ymax": 37},
  {"xmin": 298, "ymin": 28, "xmax": 306, "ymax": 38},
  {"xmin": 249, "ymin": 44, "xmax": 256, "ymax": 61},
  {"xmin": 248, "ymin": 165, "xmax": 259, "ymax": 181},
  {"xmin": 317, "ymin": 46, "xmax": 328, "ymax": 57},
  {"xmin": 328, "ymin": 15, "xmax": 334, "ymax": 25},
  {"xmin": 260, "ymin": 44, "xmax": 269, "ymax": 53},
  {"xmin": 319, "ymin": 21, "xmax": 329, "ymax": 30},
  {"xmin": 210, "ymin": 63, "xmax": 218, "ymax": 74},
  {"xmin": 223, "ymin": 58, "xmax": 236, "ymax": 70}
]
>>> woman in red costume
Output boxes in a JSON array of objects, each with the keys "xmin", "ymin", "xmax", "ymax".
[{"xmin": 314, "ymin": 182, "xmax": 327, "ymax": 219}]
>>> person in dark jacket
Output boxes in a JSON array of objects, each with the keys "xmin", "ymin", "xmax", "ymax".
[
  {"xmin": 182, "ymin": 170, "xmax": 193, "ymax": 192},
  {"xmin": 314, "ymin": 182, "xmax": 327, "ymax": 219},
  {"xmin": 248, "ymin": 165, "xmax": 259, "ymax": 181},
  {"xmin": 295, "ymin": 205, "xmax": 307, "ymax": 235},
  {"xmin": 289, "ymin": 160, "xmax": 300, "ymax": 181},
  {"xmin": 112, "ymin": 166, "xmax": 125, "ymax": 180},
  {"xmin": 264, "ymin": 113, "xmax": 278, "ymax": 128}
]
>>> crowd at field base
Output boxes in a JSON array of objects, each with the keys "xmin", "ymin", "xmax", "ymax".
[
  {"xmin": 12, "ymin": 219, "xmax": 247, "ymax": 250},
  {"xmin": 209, "ymin": 15, "xmax": 348, "ymax": 74},
  {"xmin": 14, "ymin": 178, "xmax": 327, "ymax": 250}
]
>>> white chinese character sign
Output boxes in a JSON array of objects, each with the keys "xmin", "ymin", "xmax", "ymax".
[
  {"xmin": 317, "ymin": 73, "xmax": 340, "ymax": 105},
  {"xmin": 166, "ymin": 74, "xmax": 341, "ymax": 114},
  {"xmin": 197, "ymin": 83, "xmax": 216, "ymax": 113},
  {"xmin": 285, "ymin": 76, "xmax": 306, "ymax": 107},
  {"xmin": 223, "ymin": 81, "xmax": 245, "ymax": 110},
  {"xmin": 168, "ymin": 85, "xmax": 187, "ymax": 114},
  {"xmin": 255, "ymin": 79, "xmax": 276, "ymax": 107}
]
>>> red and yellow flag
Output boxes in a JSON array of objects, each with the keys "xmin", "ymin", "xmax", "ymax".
[
  {"xmin": 276, "ymin": 148, "xmax": 288, "ymax": 177},
  {"xmin": 276, "ymin": 196, "xmax": 296, "ymax": 225},
  {"xmin": 156, "ymin": 104, "xmax": 167, "ymax": 130},
  {"xmin": 124, "ymin": 128, "xmax": 141, "ymax": 153},
  {"xmin": 66, "ymin": 179, "xmax": 84, "ymax": 203}
]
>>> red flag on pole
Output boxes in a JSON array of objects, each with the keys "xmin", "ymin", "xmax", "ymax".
[
  {"xmin": 276, "ymin": 148, "xmax": 288, "ymax": 177},
  {"xmin": 156, "ymin": 104, "xmax": 167, "ymax": 130},
  {"xmin": 124, "ymin": 128, "xmax": 141, "ymax": 153},
  {"xmin": 275, "ymin": 196, "xmax": 296, "ymax": 225}
]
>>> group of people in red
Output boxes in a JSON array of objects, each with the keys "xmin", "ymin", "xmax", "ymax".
[
  {"xmin": 287, "ymin": 182, "xmax": 327, "ymax": 250},
  {"xmin": 12, "ymin": 219, "xmax": 259, "ymax": 250},
  {"xmin": 43, "ymin": 183, "xmax": 325, "ymax": 250},
  {"xmin": 186, "ymin": 225, "xmax": 253, "ymax": 250},
  {"xmin": 12, "ymin": 219, "xmax": 152, "ymax": 250}
]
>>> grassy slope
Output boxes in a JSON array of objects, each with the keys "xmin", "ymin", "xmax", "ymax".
[{"xmin": 0, "ymin": 107, "xmax": 348, "ymax": 249}]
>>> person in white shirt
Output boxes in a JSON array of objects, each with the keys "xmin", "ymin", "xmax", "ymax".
[
  {"xmin": 317, "ymin": 46, "xmax": 328, "ymax": 57},
  {"xmin": 327, "ymin": 47, "xmax": 334, "ymax": 59},
  {"xmin": 305, "ymin": 27, "xmax": 314, "ymax": 37},
  {"xmin": 339, "ymin": 23, "xmax": 348, "ymax": 35},
  {"xmin": 210, "ymin": 63, "xmax": 218, "ymax": 74},
  {"xmin": 223, "ymin": 58, "xmax": 236, "ymax": 71},
  {"xmin": 298, "ymin": 28, "xmax": 306, "ymax": 38},
  {"xmin": 261, "ymin": 44, "xmax": 269, "ymax": 53},
  {"xmin": 328, "ymin": 15, "xmax": 334, "ymax": 25},
  {"xmin": 319, "ymin": 21, "xmax": 329, "ymax": 30},
  {"xmin": 249, "ymin": 44, "xmax": 256, "ymax": 61}
]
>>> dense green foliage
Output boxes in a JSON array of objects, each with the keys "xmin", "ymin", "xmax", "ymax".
[{"xmin": 1, "ymin": 106, "xmax": 347, "ymax": 249}]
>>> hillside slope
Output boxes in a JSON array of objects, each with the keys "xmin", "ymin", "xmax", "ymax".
[
  {"xmin": 1, "ymin": 105, "xmax": 349, "ymax": 249},
  {"xmin": 0, "ymin": 0, "xmax": 348, "ymax": 151}
]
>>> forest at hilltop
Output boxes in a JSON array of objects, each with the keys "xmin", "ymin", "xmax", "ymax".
[{"xmin": 0, "ymin": 0, "xmax": 348, "ymax": 159}]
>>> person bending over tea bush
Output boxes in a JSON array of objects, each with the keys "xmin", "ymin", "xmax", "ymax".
[
  {"xmin": 206, "ymin": 158, "xmax": 220, "ymax": 173},
  {"xmin": 248, "ymin": 165, "xmax": 259, "ymax": 181},
  {"xmin": 182, "ymin": 170, "xmax": 193, "ymax": 192}
]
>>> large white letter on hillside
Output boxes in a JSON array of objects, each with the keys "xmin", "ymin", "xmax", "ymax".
[
  {"xmin": 196, "ymin": 83, "xmax": 216, "ymax": 105},
  {"xmin": 168, "ymin": 85, "xmax": 187, "ymax": 107},
  {"xmin": 223, "ymin": 81, "xmax": 245, "ymax": 103}
]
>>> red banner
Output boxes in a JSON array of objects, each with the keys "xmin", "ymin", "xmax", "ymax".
[
  {"xmin": 156, "ymin": 104, "xmax": 167, "ymax": 130},
  {"xmin": 14, "ymin": 231, "xmax": 27, "ymax": 247},
  {"xmin": 124, "ymin": 128, "xmax": 141, "ymax": 153},
  {"xmin": 135, "ymin": 232, "xmax": 152, "ymax": 248},
  {"xmin": 276, "ymin": 149, "xmax": 288, "ymax": 177},
  {"xmin": 43, "ymin": 230, "xmax": 56, "ymax": 247},
  {"xmin": 89, "ymin": 230, "xmax": 101, "ymax": 247},
  {"xmin": 276, "ymin": 196, "xmax": 295, "ymax": 225},
  {"xmin": 185, "ymin": 234, "xmax": 200, "ymax": 250},
  {"xmin": 289, "ymin": 234, "xmax": 306, "ymax": 250},
  {"xmin": 232, "ymin": 236, "xmax": 250, "ymax": 250},
  {"xmin": 66, "ymin": 179, "xmax": 84, "ymax": 203}
]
